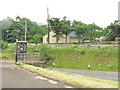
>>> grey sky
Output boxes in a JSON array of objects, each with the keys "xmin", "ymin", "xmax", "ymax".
[{"xmin": 0, "ymin": 0, "xmax": 119, "ymax": 28}]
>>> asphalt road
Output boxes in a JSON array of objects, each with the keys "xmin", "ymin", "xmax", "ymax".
[
  {"xmin": 50, "ymin": 68, "xmax": 119, "ymax": 81},
  {"xmin": 2, "ymin": 61, "xmax": 77, "ymax": 88}
]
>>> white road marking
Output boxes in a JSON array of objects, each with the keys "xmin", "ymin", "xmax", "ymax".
[
  {"xmin": 65, "ymin": 86, "xmax": 73, "ymax": 88},
  {"xmin": 2, "ymin": 65, "xmax": 16, "ymax": 68},
  {"xmin": 28, "ymin": 71, "xmax": 33, "ymax": 74},
  {"xmin": 2, "ymin": 66, "xmax": 6, "ymax": 68},
  {"xmin": 34, "ymin": 76, "xmax": 47, "ymax": 80},
  {"xmin": 33, "ymin": 73, "xmax": 37, "ymax": 76},
  {"xmin": 17, "ymin": 68, "xmax": 26, "ymax": 71},
  {"xmin": 17, "ymin": 68, "xmax": 20, "ymax": 69},
  {"xmin": 48, "ymin": 80, "xmax": 58, "ymax": 84},
  {"xmin": 2, "ymin": 65, "xmax": 10, "ymax": 68},
  {"xmin": 17, "ymin": 68, "xmax": 23, "ymax": 70},
  {"xmin": 2, "ymin": 65, "xmax": 9, "ymax": 67},
  {"xmin": 11, "ymin": 68, "xmax": 14, "ymax": 69}
]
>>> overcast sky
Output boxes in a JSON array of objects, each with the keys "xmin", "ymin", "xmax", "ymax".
[{"xmin": 0, "ymin": 0, "xmax": 119, "ymax": 28}]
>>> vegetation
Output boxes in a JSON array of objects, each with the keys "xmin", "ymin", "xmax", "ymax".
[
  {"xmin": 33, "ymin": 34, "xmax": 42, "ymax": 45},
  {"xmin": 49, "ymin": 16, "xmax": 72, "ymax": 43},
  {"xmin": 1, "ymin": 43, "xmax": 15, "ymax": 60},
  {"xmin": 1, "ymin": 16, "xmax": 119, "ymax": 71},
  {"xmin": 1, "ymin": 16, "xmax": 119, "ymax": 44},
  {"xmin": 49, "ymin": 18, "xmax": 63, "ymax": 43},
  {"xmin": 107, "ymin": 20, "xmax": 120, "ymax": 40},
  {"xmin": 1, "ymin": 17, "xmax": 47, "ymax": 43},
  {"xmin": 1, "ymin": 16, "xmax": 119, "ymax": 89},
  {"xmin": 49, "ymin": 17, "xmax": 119, "ymax": 43},
  {"xmin": 2, "ymin": 44, "xmax": 118, "ymax": 71},
  {"xmin": 15, "ymin": 62, "xmax": 118, "ymax": 88},
  {"xmin": 0, "ymin": 40, "xmax": 8, "ymax": 49},
  {"xmin": 49, "ymin": 46, "xmax": 118, "ymax": 71}
]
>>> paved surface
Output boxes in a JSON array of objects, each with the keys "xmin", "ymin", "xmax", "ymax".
[
  {"xmin": 1, "ymin": 60, "xmax": 119, "ymax": 89},
  {"xmin": 0, "ymin": 61, "xmax": 2, "ymax": 89},
  {"xmin": 50, "ymin": 68, "xmax": 119, "ymax": 81},
  {"xmin": 2, "ymin": 61, "xmax": 78, "ymax": 88}
]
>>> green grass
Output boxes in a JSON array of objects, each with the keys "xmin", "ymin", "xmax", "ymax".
[
  {"xmin": 2, "ymin": 43, "xmax": 118, "ymax": 71},
  {"xmin": 1, "ymin": 43, "xmax": 16, "ymax": 60},
  {"xmin": 15, "ymin": 62, "xmax": 118, "ymax": 88},
  {"xmin": 50, "ymin": 46, "xmax": 118, "ymax": 71},
  {"xmin": 1, "ymin": 53, "xmax": 15, "ymax": 60}
]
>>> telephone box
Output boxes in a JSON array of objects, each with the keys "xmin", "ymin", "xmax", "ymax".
[{"xmin": 15, "ymin": 41, "xmax": 27, "ymax": 62}]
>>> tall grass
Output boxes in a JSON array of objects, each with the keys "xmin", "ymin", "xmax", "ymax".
[
  {"xmin": 1, "ymin": 43, "xmax": 16, "ymax": 60},
  {"xmin": 50, "ymin": 46, "xmax": 118, "ymax": 71},
  {"xmin": 2, "ymin": 43, "xmax": 118, "ymax": 71}
]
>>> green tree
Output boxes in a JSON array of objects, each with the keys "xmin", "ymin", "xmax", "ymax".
[
  {"xmin": 49, "ymin": 18, "xmax": 62, "ymax": 43},
  {"xmin": 107, "ymin": 20, "xmax": 120, "ymax": 40},
  {"xmin": 72, "ymin": 20, "xmax": 87, "ymax": 43},
  {"xmin": 0, "ymin": 40, "xmax": 8, "ymax": 49},
  {"xmin": 1, "ymin": 17, "xmax": 47, "ymax": 43},
  {"xmin": 61, "ymin": 16, "xmax": 71, "ymax": 43},
  {"xmin": 86, "ymin": 23, "xmax": 102, "ymax": 41},
  {"xmin": 33, "ymin": 34, "xmax": 41, "ymax": 45},
  {"xmin": 1, "ymin": 17, "xmax": 15, "ymax": 42}
]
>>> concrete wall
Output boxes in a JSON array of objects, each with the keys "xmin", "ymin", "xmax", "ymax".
[{"xmin": 68, "ymin": 38, "xmax": 78, "ymax": 43}]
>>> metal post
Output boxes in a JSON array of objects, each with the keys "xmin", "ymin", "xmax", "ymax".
[
  {"xmin": 1, "ymin": 21, "xmax": 2, "ymax": 40},
  {"xmin": 0, "ymin": 21, "xmax": 2, "ymax": 57},
  {"xmin": 15, "ymin": 16, "xmax": 20, "ymax": 62},
  {"xmin": 15, "ymin": 53, "xmax": 17, "ymax": 62},
  {"xmin": 25, "ymin": 21, "xmax": 27, "ymax": 41},
  {"xmin": 47, "ymin": 7, "xmax": 50, "ymax": 43}
]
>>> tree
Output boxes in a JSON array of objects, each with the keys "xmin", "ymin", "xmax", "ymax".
[
  {"xmin": 61, "ymin": 16, "xmax": 71, "ymax": 43},
  {"xmin": 0, "ymin": 40, "xmax": 8, "ymax": 49},
  {"xmin": 107, "ymin": 20, "xmax": 120, "ymax": 40},
  {"xmin": 49, "ymin": 18, "xmax": 62, "ymax": 43},
  {"xmin": 72, "ymin": 20, "xmax": 86, "ymax": 43},
  {"xmin": 33, "ymin": 34, "xmax": 42, "ymax": 45},
  {"xmin": 86, "ymin": 23, "xmax": 102, "ymax": 41},
  {"xmin": 1, "ymin": 17, "xmax": 15, "ymax": 42},
  {"xmin": 1, "ymin": 17, "xmax": 47, "ymax": 43}
]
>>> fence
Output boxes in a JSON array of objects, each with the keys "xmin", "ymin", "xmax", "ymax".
[{"xmin": 15, "ymin": 53, "xmax": 44, "ymax": 67}]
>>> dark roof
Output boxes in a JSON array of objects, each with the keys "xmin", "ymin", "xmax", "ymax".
[{"xmin": 68, "ymin": 31, "xmax": 77, "ymax": 38}]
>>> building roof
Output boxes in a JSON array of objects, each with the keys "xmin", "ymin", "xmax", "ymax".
[
  {"xmin": 43, "ymin": 31, "xmax": 77, "ymax": 38},
  {"xmin": 68, "ymin": 31, "xmax": 77, "ymax": 38}
]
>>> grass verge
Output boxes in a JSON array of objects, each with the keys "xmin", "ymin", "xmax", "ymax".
[
  {"xmin": 15, "ymin": 62, "xmax": 118, "ymax": 88},
  {"xmin": 1, "ymin": 53, "xmax": 14, "ymax": 60},
  {"xmin": 50, "ymin": 47, "xmax": 118, "ymax": 71},
  {"xmin": 3, "ymin": 44, "xmax": 118, "ymax": 71}
]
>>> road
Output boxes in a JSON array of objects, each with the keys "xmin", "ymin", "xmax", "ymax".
[
  {"xmin": 50, "ymin": 68, "xmax": 119, "ymax": 81},
  {"xmin": 2, "ymin": 61, "xmax": 78, "ymax": 88}
]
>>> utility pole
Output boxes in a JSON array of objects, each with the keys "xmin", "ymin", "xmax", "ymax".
[
  {"xmin": 0, "ymin": 21, "xmax": 2, "ymax": 46},
  {"xmin": 47, "ymin": 7, "xmax": 50, "ymax": 44},
  {"xmin": 25, "ymin": 21, "xmax": 27, "ymax": 41}
]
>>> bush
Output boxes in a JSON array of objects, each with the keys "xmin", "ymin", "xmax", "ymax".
[
  {"xmin": 39, "ymin": 44, "xmax": 53, "ymax": 67},
  {"xmin": 1, "ymin": 40, "xmax": 8, "ymax": 49}
]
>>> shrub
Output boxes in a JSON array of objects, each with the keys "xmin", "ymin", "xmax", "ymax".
[
  {"xmin": 39, "ymin": 44, "xmax": 53, "ymax": 67},
  {"xmin": 1, "ymin": 40, "xmax": 8, "ymax": 49}
]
